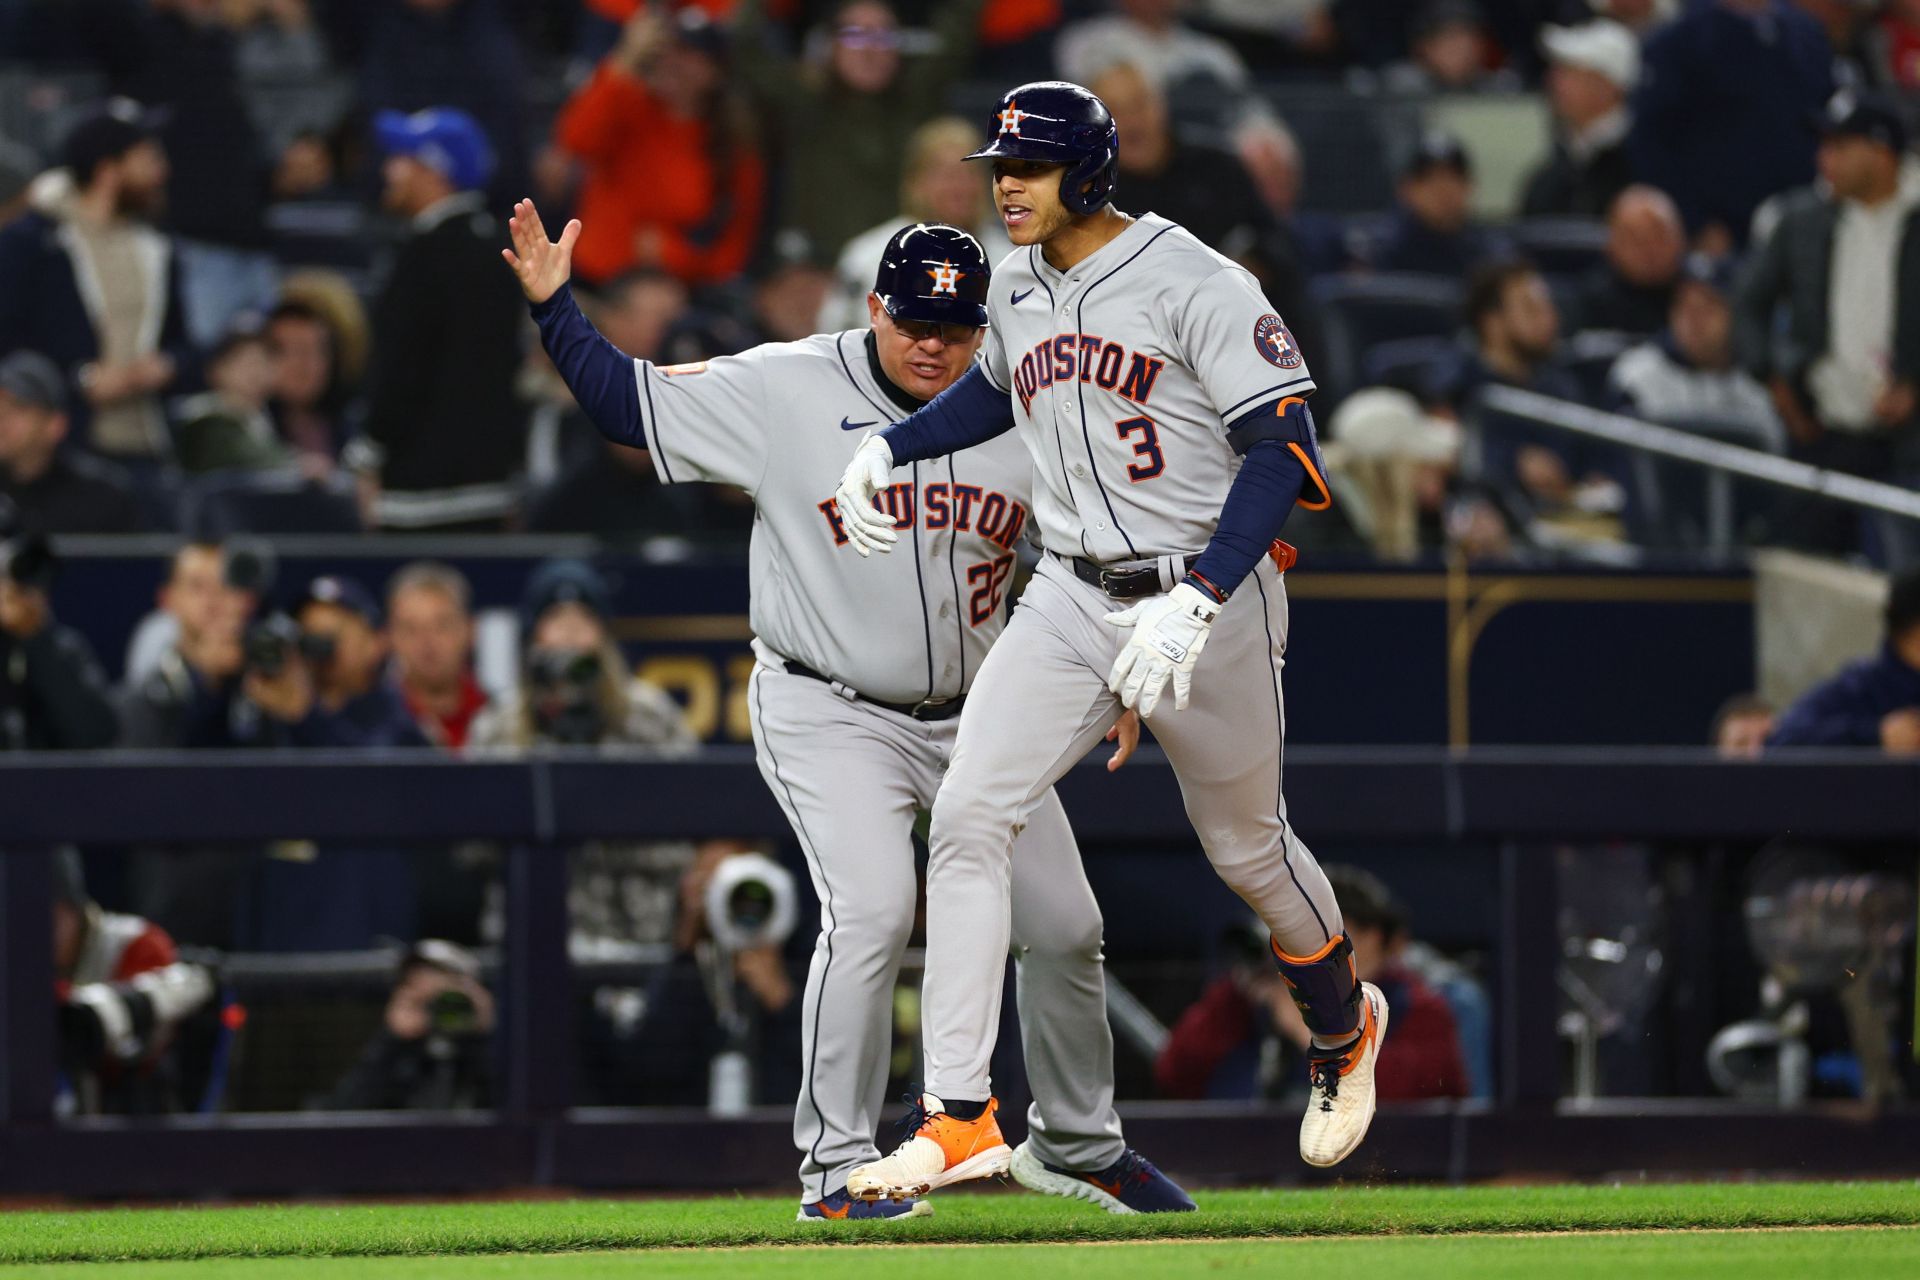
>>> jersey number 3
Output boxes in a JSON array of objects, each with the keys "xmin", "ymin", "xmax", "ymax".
[
  {"xmin": 1115, "ymin": 416, "xmax": 1164, "ymax": 482},
  {"xmin": 968, "ymin": 553, "xmax": 1015, "ymax": 626}
]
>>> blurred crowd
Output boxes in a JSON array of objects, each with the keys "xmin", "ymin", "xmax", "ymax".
[{"xmin": 0, "ymin": 1, "xmax": 1914, "ymax": 561}]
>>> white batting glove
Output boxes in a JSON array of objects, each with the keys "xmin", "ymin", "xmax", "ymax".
[
  {"xmin": 1105, "ymin": 583, "xmax": 1221, "ymax": 716},
  {"xmin": 832, "ymin": 434, "xmax": 900, "ymax": 556}
]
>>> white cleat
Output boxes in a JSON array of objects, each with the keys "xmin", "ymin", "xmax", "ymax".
[
  {"xmin": 1299, "ymin": 981, "xmax": 1390, "ymax": 1168},
  {"xmin": 845, "ymin": 1094, "xmax": 1011, "ymax": 1201}
]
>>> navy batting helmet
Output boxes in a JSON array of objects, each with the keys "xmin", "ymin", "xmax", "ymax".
[
  {"xmin": 873, "ymin": 223, "xmax": 991, "ymax": 329},
  {"xmin": 966, "ymin": 81, "xmax": 1118, "ymax": 216}
]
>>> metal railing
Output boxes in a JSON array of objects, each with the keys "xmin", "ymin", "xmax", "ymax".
[{"xmin": 1477, "ymin": 386, "xmax": 1920, "ymax": 561}]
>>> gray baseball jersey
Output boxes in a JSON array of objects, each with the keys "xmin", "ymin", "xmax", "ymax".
[
  {"xmin": 897, "ymin": 214, "xmax": 1349, "ymax": 1108},
  {"xmin": 976, "ymin": 212, "xmax": 1317, "ymax": 562},
  {"xmin": 616, "ymin": 327, "xmax": 1126, "ymax": 1200},
  {"xmin": 633, "ymin": 331, "xmax": 1033, "ymax": 703}
]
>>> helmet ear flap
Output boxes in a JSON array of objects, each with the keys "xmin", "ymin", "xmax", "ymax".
[{"xmin": 1060, "ymin": 144, "xmax": 1117, "ymax": 216}]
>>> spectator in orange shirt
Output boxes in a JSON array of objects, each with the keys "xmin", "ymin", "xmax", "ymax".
[{"xmin": 554, "ymin": 6, "xmax": 764, "ymax": 288}]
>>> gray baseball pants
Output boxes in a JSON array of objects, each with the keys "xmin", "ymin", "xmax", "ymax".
[
  {"xmin": 921, "ymin": 553, "xmax": 1344, "ymax": 1102},
  {"xmin": 748, "ymin": 659, "xmax": 1126, "ymax": 1203}
]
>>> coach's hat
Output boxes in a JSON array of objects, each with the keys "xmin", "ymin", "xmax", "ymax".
[
  {"xmin": 1540, "ymin": 20, "xmax": 1639, "ymax": 92},
  {"xmin": 299, "ymin": 574, "xmax": 383, "ymax": 628},
  {"xmin": 1820, "ymin": 89, "xmax": 1908, "ymax": 155},
  {"xmin": 0, "ymin": 350, "xmax": 68, "ymax": 413},
  {"xmin": 521, "ymin": 559, "xmax": 613, "ymax": 637},
  {"xmin": 375, "ymin": 107, "xmax": 496, "ymax": 192}
]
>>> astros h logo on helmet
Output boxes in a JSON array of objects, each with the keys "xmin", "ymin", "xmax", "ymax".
[
  {"xmin": 928, "ymin": 261, "xmax": 963, "ymax": 296},
  {"xmin": 997, "ymin": 101, "xmax": 1028, "ymax": 136}
]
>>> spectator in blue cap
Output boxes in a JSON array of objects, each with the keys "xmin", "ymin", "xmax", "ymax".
[
  {"xmin": 361, "ymin": 0, "xmax": 529, "ymax": 204},
  {"xmin": 375, "ymin": 108, "xmax": 496, "ymax": 199},
  {"xmin": 360, "ymin": 106, "xmax": 527, "ymax": 531}
]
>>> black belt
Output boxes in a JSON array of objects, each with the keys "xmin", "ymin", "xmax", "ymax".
[
  {"xmin": 783, "ymin": 661, "xmax": 966, "ymax": 721},
  {"xmin": 1060, "ymin": 553, "xmax": 1183, "ymax": 600}
]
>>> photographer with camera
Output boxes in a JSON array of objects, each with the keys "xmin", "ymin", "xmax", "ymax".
[
  {"xmin": 323, "ymin": 939, "xmax": 496, "ymax": 1111},
  {"xmin": 230, "ymin": 574, "xmax": 428, "ymax": 952},
  {"xmin": 118, "ymin": 539, "xmax": 271, "ymax": 947},
  {"xmin": 118, "ymin": 540, "xmax": 264, "ymax": 751},
  {"xmin": 470, "ymin": 561, "xmax": 796, "ymax": 1105},
  {"xmin": 240, "ymin": 574, "xmax": 427, "ymax": 750},
  {"xmin": 54, "ymin": 849, "xmax": 216, "ymax": 1116},
  {"xmin": 1, "ymin": 497, "xmax": 118, "ymax": 752}
]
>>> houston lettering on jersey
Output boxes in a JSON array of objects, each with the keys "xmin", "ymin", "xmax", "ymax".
[
  {"xmin": 1012, "ymin": 334, "xmax": 1165, "ymax": 415},
  {"xmin": 817, "ymin": 482, "xmax": 1028, "ymax": 551}
]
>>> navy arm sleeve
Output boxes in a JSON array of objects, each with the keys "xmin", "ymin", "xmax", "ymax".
[
  {"xmin": 878, "ymin": 364, "xmax": 1017, "ymax": 464},
  {"xmin": 529, "ymin": 283, "xmax": 644, "ymax": 448},
  {"xmin": 1187, "ymin": 397, "xmax": 1330, "ymax": 599}
]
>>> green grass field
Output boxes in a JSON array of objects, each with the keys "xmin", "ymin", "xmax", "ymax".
[{"xmin": 3, "ymin": 1182, "xmax": 1913, "ymax": 1278}]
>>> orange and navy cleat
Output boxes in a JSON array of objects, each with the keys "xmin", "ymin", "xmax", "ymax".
[
  {"xmin": 795, "ymin": 1188, "xmax": 932, "ymax": 1223},
  {"xmin": 845, "ymin": 1092, "xmax": 1011, "ymax": 1201},
  {"xmin": 1010, "ymin": 1142, "xmax": 1196, "ymax": 1214},
  {"xmin": 1298, "ymin": 980, "xmax": 1390, "ymax": 1168}
]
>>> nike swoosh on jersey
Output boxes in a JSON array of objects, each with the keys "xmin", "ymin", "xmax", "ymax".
[
  {"xmin": 1010, "ymin": 288, "xmax": 1033, "ymax": 306},
  {"xmin": 840, "ymin": 418, "xmax": 878, "ymax": 431}
]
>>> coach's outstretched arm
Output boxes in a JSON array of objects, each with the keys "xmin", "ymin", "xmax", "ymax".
[
  {"xmin": 832, "ymin": 365, "xmax": 1017, "ymax": 556},
  {"xmin": 503, "ymin": 199, "xmax": 646, "ymax": 448}
]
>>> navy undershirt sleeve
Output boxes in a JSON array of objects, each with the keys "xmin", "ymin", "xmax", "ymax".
[
  {"xmin": 529, "ymin": 283, "xmax": 644, "ymax": 449},
  {"xmin": 878, "ymin": 364, "xmax": 1017, "ymax": 463},
  {"xmin": 1189, "ymin": 439, "xmax": 1309, "ymax": 596}
]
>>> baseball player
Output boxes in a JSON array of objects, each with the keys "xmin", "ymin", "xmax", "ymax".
[
  {"xmin": 834, "ymin": 82, "xmax": 1387, "ymax": 1201},
  {"xmin": 502, "ymin": 204, "xmax": 1195, "ymax": 1219}
]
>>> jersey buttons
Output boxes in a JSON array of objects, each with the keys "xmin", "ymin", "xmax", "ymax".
[{"xmin": 939, "ymin": 602, "xmax": 951, "ymax": 619}]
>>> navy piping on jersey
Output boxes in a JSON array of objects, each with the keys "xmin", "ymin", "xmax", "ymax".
[
  {"xmin": 751, "ymin": 668, "xmax": 838, "ymax": 1179},
  {"xmin": 1222, "ymin": 377, "xmax": 1315, "ymax": 422},
  {"xmin": 640, "ymin": 363, "xmax": 671, "ymax": 483},
  {"xmin": 1254, "ymin": 569, "xmax": 1331, "ymax": 943},
  {"xmin": 834, "ymin": 332, "xmax": 938, "ymax": 700},
  {"xmin": 1027, "ymin": 246, "xmax": 1084, "ymax": 544},
  {"xmin": 945, "ymin": 455, "xmax": 966, "ymax": 691},
  {"xmin": 1072, "ymin": 221, "xmax": 1179, "ymax": 559}
]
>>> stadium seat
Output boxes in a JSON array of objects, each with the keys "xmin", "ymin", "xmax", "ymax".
[
  {"xmin": 1564, "ymin": 331, "xmax": 1636, "ymax": 405},
  {"xmin": 1267, "ymin": 88, "xmax": 1416, "ymax": 215},
  {"xmin": 1358, "ymin": 334, "xmax": 1459, "ymax": 399},
  {"xmin": 1511, "ymin": 217, "xmax": 1610, "ymax": 277},
  {"xmin": 178, "ymin": 467, "xmax": 364, "ymax": 537},
  {"xmin": 1311, "ymin": 272, "xmax": 1463, "ymax": 406}
]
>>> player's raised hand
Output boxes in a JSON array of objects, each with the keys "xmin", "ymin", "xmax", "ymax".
[
  {"xmin": 833, "ymin": 434, "xmax": 901, "ymax": 557},
  {"xmin": 1105, "ymin": 584, "xmax": 1220, "ymax": 716},
  {"xmin": 501, "ymin": 198, "xmax": 581, "ymax": 304}
]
